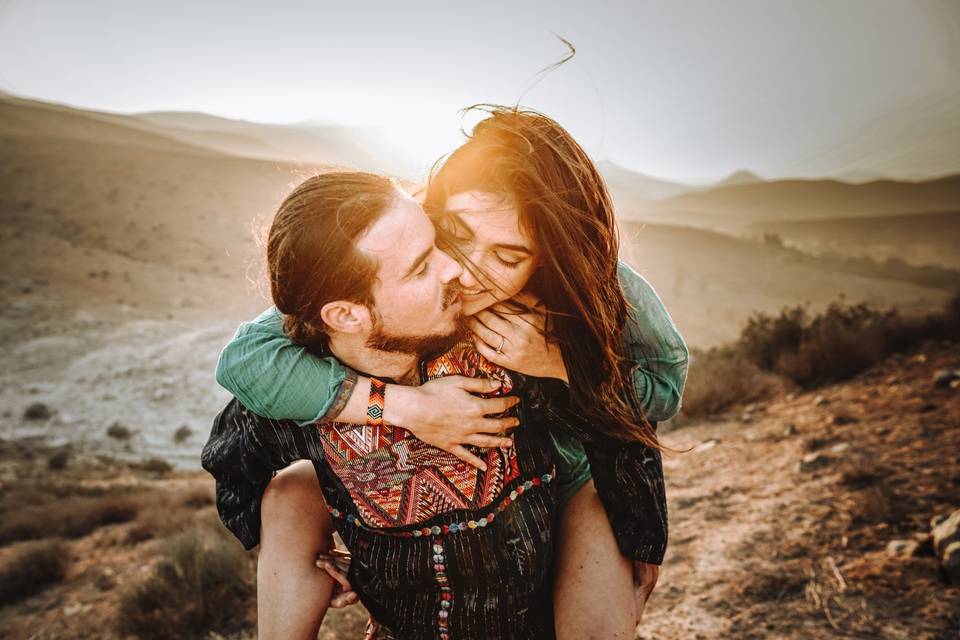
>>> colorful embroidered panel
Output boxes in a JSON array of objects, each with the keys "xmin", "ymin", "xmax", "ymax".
[{"xmin": 317, "ymin": 341, "xmax": 520, "ymax": 529}]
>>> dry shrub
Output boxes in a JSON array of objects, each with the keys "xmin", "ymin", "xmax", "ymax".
[
  {"xmin": 737, "ymin": 293, "xmax": 960, "ymax": 389},
  {"xmin": 0, "ymin": 539, "xmax": 68, "ymax": 605},
  {"xmin": 116, "ymin": 527, "xmax": 254, "ymax": 640},
  {"xmin": 182, "ymin": 486, "xmax": 214, "ymax": 510},
  {"xmin": 0, "ymin": 494, "xmax": 141, "ymax": 545},
  {"xmin": 126, "ymin": 501, "xmax": 194, "ymax": 545},
  {"xmin": 679, "ymin": 346, "xmax": 784, "ymax": 418}
]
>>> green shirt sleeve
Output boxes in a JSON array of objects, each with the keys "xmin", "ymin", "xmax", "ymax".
[
  {"xmin": 617, "ymin": 260, "xmax": 689, "ymax": 422},
  {"xmin": 215, "ymin": 307, "xmax": 358, "ymax": 424}
]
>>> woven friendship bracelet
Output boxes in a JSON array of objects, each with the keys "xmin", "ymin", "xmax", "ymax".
[{"xmin": 367, "ymin": 377, "xmax": 386, "ymax": 427}]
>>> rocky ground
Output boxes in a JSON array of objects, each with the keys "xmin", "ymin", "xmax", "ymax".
[
  {"xmin": 1, "ymin": 340, "xmax": 957, "ymax": 639},
  {"xmin": 644, "ymin": 339, "xmax": 960, "ymax": 639}
]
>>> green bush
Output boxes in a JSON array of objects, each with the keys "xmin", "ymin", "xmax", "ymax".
[
  {"xmin": 0, "ymin": 539, "xmax": 68, "ymax": 605},
  {"xmin": 115, "ymin": 527, "xmax": 254, "ymax": 640}
]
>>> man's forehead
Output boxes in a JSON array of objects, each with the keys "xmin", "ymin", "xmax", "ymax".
[{"xmin": 356, "ymin": 193, "xmax": 434, "ymax": 273}]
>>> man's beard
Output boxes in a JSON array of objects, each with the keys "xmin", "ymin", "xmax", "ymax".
[{"xmin": 365, "ymin": 283, "xmax": 468, "ymax": 359}]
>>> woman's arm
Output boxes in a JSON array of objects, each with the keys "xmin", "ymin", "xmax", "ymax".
[
  {"xmin": 618, "ymin": 260, "xmax": 689, "ymax": 423},
  {"xmin": 216, "ymin": 307, "xmax": 356, "ymax": 424},
  {"xmin": 216, "ymin": 307, "xmax": 518, "ymax": 469}
]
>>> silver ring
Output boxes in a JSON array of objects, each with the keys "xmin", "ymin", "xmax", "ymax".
[{"xmin": 495, "ymin": 335, "xmax": 505, "ymax": 355}]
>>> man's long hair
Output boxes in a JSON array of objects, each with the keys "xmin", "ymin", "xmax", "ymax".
[
  {"xmin": 424, "ymin": 106, "xmax": 659, "ymax": 448},
  {"xmin": 267, "ymin": 171, "xmax": 395, "ymax": 351}
]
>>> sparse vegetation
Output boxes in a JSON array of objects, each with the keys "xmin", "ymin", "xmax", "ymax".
[
  {"xmin": 0, "ymin": 539, "xmax": 68, "ymax": 606},
  {"xmin": 106, "ymin": 421, "xmax": 133, "ymax": 439},
  {"xmin": 737, "ymin": 293, "xmax": 960, "ymax": 389},
  {"xmin": 0, "ymin": 494, "xmax": 140, "ymax": 545},
  {"xmin": 116, "ymin": 527, "xmax": 254, "ymax": 640},
  {"xmin": 679, "ymin": 347, "xmax": 784, "ymax": 418}
]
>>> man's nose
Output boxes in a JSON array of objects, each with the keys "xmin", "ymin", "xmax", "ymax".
[{"xmin": 438, "ymin": 249, "xmax": 464, "ymax": 284}]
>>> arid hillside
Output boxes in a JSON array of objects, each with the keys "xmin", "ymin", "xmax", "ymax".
[{"xmin": 745, "ymin": 211, "xmax": 960, "ymax": 270}]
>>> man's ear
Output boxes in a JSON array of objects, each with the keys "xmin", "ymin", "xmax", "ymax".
[{"xmin": 320, "ymin": 300, "xmax": 369, "ymax": 334}]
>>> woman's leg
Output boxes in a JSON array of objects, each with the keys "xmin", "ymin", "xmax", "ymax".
[
  {"xmin": 554, "ymin": 479, "xmax": 640, "ymax": 640},
  {"xmin": 257, "ymin": 460, "xmax": 337, "ymax": 640}
]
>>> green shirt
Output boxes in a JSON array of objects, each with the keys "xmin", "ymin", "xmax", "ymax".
[{"xmin": 215, "ymin": 260, "xmax": 689, "ymax": 425}]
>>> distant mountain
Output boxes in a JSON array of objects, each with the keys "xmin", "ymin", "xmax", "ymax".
[
  {"xmin": 133, "ymin": 111, "xmax": 412, "ymax": 175},
  {"xmin": 747, "ymin": 210, "xmax": 960, "ymax": 270},
  {"xmin": 715, "ymin": 170, "xmax": 763, "ymax": 188},
  {"xmin": 632, "ymin": 175, "xmax": 960, "ymax": 228},
  {"xmin": 598, "ymin": 161, "xmax": 701, "ymax": 216}
]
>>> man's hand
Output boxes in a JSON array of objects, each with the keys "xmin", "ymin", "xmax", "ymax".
[
  {"xmin": 387, "ymin": 376, "xmax": 520, "ymax": 471},
  {"xmin": 633, "ymin": 561, "xmax": 659, "ymax": 621},
  {"xmin": 316, "ymin": 548, "xmax": 358, "ymax": 608}
]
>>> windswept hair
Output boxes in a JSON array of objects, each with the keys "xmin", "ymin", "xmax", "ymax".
[{"xmin": 424, "ymin": 106, "xmax": 659, "ymax": 448}]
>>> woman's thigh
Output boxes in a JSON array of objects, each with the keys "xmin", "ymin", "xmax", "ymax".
[{"xmin": 553, "ymin": 479, "xmax": 638, "ymax": 640}]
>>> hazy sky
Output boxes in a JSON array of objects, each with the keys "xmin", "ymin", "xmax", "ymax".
[{"xmin": 1, "ymin": 0, "xmax": 958, "ymax": 182}]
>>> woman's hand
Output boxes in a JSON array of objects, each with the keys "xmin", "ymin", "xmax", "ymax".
[
  {"xmin": 316, "ymin": 548, "xmax": 358, "ymax": 608},
  {"xmin": 468, "ymin": 293, "xmax": 569, "ymax": 383},
  {"xmin": 386, "ymin": 376, "xmax": 520, "ymax": 471}
]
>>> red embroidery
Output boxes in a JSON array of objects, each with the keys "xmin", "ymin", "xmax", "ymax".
[{"xmin": 317, "ymin": 341, "xmax": 520, "ymax": 529}]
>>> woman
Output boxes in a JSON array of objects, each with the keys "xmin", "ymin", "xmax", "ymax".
[{"xmin": 215, "ymin": 107, "xmax": 688, "ymax": 638}]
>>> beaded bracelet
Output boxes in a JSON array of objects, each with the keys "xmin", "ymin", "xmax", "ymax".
[{"xmin": 367, "ymin": 377, "xmax": 386, "ymax": 427}]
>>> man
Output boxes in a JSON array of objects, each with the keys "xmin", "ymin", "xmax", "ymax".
[{"xmin": 203, "ymin": 172, "xmax": 565, "ymax": 639}]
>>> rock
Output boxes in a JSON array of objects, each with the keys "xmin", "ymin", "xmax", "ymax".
[
  {"xmin": 951, "ymin": 379, "xmax": 960, "ymax": 390},
  {"xmin": 913, "ymin": 532, "xmax": 934, "ymax": 557},
  {"xmin": 784, "ymin": 423, "xmax": 797, "ymax": 436},
  {"xmin": 23, "ymin": 402, "xmax": 52, "ymax": 420},
  {"xmin": 47, "ymin": 449, "xmax": 69, "ymax": 470},
  {"xmin": 692, "ymin": 439, "xmax": 719, "ymax": 454},
  {"xmin": 739, "ymin": 412, "xmax": 753, "ymax": 423},
  {"xmin": 173, "ymin": 424, "xmax": 193, "ymax": 443},
  {"xmin": 933, "ymin": 369, "xmax": 960, "ymax": 389},
  {"xmin": 886, "ymin": 539, "xmax": 920, "ymax": 558},
  {"xmin": 106, "ymin": 422, "xmax": 132, "ymax": 440},
  {"xmin": 829, "ymin": 442, "xmax": 850, "ymax": 454},
  {"xmin": 943, "ymin": 541, "xmax": 960, "ymax": 585},
  {"xmin": 931, "ymin": 510, "xmax": 960, "ymax": 558},
  {"xmin": 813, "ymin": 395, "xmax": 829, "ymax": 406},
  {"xmin": 914, "ymin": 354, "xmax": 928, "ymax": 363},
  {"xmin": 799, "ymin": 452, "xmax": 832, "ymax": 473}
]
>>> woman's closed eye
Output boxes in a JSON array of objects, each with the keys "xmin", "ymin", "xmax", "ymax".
[{"xmin": 495, "ymin": 253, "xmax": 525, "ymax": 267}]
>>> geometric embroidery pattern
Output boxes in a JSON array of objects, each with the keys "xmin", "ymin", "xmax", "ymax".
[{"xmin": 316, "ymin": 340, "xmax": 521, "ymax": 529}]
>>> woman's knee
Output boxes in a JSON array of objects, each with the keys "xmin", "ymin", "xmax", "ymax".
[{"xmin": 260, "ymin": 460, "xmax": 333, "ymax": 543}]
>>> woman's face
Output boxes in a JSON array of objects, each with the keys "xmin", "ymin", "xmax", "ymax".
[{"xmin": 440, "ymin": 190, "xmax": 539, "ymax": 316}]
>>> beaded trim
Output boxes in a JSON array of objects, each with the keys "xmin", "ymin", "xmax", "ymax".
[{"xmin": 327, "ymin": 468, "xmax": 555, "ymax": 538}]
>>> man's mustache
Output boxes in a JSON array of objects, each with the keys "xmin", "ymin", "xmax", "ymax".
[{"xmin": 441, "ymin": 282, "xmax": 461, "ymax": 310}]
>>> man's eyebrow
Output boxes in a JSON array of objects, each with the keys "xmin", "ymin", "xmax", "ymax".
[{"xmin": 403, "ymin": 245, "xmax": 433, "ymax": 278}]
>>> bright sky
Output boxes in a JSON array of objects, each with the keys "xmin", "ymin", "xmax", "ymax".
[{"xmin": 1, "ymin": 0, "xmax": 957, "ymax": 182}]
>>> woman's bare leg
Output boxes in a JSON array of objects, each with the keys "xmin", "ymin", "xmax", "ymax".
[
  {"xmin": 257, "ymin": 460, "xmax": 337, "ymax": 640},
  {"xmin": 553, "ymin": 479, "xmax": 643, "ymax": 640}
]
